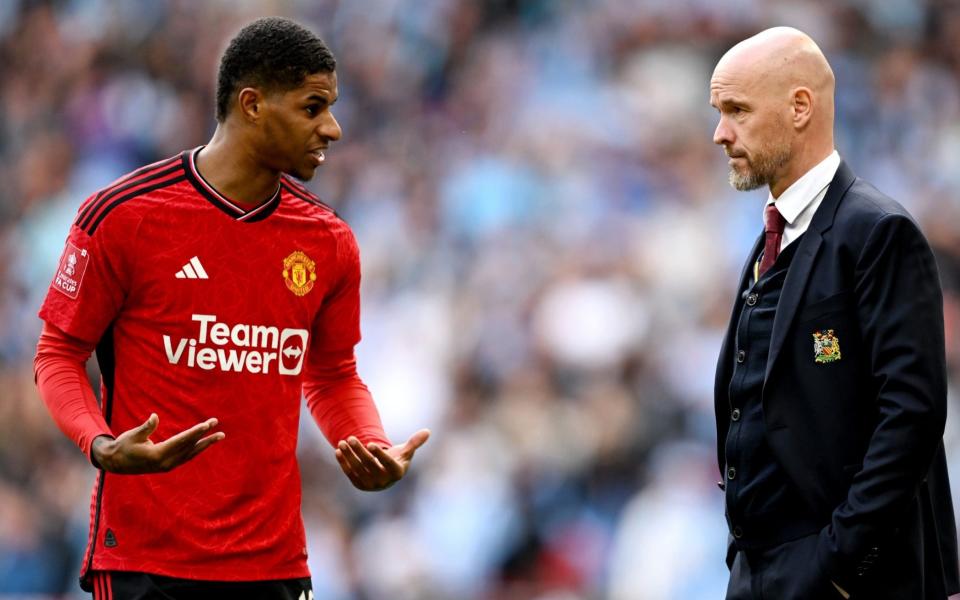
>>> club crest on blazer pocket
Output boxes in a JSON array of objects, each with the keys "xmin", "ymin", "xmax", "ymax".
[{"xmin": 812, "ymin": 329, "xmax": 842, "ymax": 364}]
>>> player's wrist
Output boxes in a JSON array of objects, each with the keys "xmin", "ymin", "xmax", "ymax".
[{"xmin": 90, "ymin": 434, "xmax": 117, "ymax": 471}]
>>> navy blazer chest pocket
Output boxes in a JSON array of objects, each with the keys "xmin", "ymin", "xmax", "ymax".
[
  {"xmin": 793, "ymin": 291, "xmax": 858, "ymax": 374},
  {"xmin": 796, "ymin": 291, "xmax": 852, "ymax": 324}
]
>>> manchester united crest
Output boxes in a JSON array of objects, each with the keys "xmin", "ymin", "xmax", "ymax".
[
  {"xmin": 812, "ymin": 329, "xmax": 841, "ymax": 364},
  {"xmin": 282, "ymin": 251, "xmax": 317, "ymax": 296}
]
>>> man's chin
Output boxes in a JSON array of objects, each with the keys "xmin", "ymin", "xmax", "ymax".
[
  {"xmin": 729, "ymin": 169, "xmax": 764, "ymax": 191},
  {"xmin": 286, "ymin": 165, "xmax": 318, "ymax": 182}
]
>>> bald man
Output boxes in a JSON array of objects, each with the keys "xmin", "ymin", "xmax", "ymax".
[{"xmin": 710, "ymin": 28, "xmax": 959, "ymax": 599}]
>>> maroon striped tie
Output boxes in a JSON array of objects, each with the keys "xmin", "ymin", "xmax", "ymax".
[{"xmin": 758, "ymin": 204, "xmax": 786, "ymax": 277}]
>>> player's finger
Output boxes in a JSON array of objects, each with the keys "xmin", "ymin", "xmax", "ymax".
[
  {"xmin": 131, "ymin": 413, "xmax": 160, "ymax": 442},
  {"xmin": 350, "ymin": 440, "xmax": 399, "ymax": 489},
  {"xmin": 159, "ymin": 418, "xmax": 220, "ymax": 452},
  {"xmin": 183, "ymin": 432, "xmax": 226, "ymax": 461},
  {"xmin": 335, "ymin": 448, "xmax": 354, "ymax": 475},
  {"xmin": 337, "ymin": 440, "xmax": 371, "ymax": 477},
  {"xmin": 399, "ymin": 429, "xmax": 431, "ymax": 459},
  {"xmin": 335, "ymin": 448, "xmax": 369, "ymax": 488},
  {"xmin": 348, "ymin": 437, "xmax": 386, "ymax": 472},
  {"xmin": 368, "ymin": 444, "xmax": 404, "ymax": 479}
]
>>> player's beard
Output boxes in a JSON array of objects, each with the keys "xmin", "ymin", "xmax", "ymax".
[{"xmin": 728, "ymin": 135, "xmax": 792, "ymax": 192}]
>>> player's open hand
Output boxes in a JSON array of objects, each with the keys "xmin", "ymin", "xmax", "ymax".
[
  {"xmin": 91, "ymin": 413, "xmax": 225, "ymax": 474},
  {"xmin": 335, "ymin": 429, "xmax": 430, "ymax": 491}
]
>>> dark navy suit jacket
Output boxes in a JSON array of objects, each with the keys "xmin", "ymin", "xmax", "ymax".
[{"xmin": 715, "ymin": 162, "xmax": 960, "ymax": 597}]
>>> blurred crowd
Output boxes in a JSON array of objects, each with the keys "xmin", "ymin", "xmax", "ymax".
[{"xmin": 2, "ymin": 0, "xmax": 960, "ymax": 598}]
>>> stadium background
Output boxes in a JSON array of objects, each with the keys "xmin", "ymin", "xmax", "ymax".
[{"xmin": 2, "ymin": 0, "xmax": 960, "ymax": 598}]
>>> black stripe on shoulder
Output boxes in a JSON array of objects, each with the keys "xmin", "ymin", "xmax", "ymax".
[
  {"xmin": 285, "ymin": 176, "xmax": 334, "ymax": 206},
  {"xmin": 75, "ymin": 157, "xmax": 180, "ymax": 227},
  {"xmin": 281, "ymin": 180, "xmax": 339, "ymax": 217},
  {"xmin": 85, "ymin": 175, "xmax": 187, "ymax": 235},
  {"xmin": 77, "ymin": 163, "xmax": 184, "ymax": 231}
]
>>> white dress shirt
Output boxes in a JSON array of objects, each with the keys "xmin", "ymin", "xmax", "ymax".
[{"xmin": 766, "ymin": 150, "xmax": 841, "ymax": 251}]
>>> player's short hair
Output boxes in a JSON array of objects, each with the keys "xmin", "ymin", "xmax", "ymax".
[{"xmin": 215, "ymin": 17, "xmax": 337, "ymax": 122}]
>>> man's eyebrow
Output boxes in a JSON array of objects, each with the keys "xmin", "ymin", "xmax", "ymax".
[
  {"xmin": 719, "ymin": 96, "xmax": 749, "ymax": 107},
  {"xmin": 306, "ymin": 93, "xmax": 338, "ymax": 104}
]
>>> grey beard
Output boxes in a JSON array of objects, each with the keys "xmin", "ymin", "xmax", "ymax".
[
  {"xmin": 730, "ymin": 168, "xmax": 766, "ymax": 191},
  {"xmin": 728, "ymin": 146, "xmax": 791, "ymax": 191}
]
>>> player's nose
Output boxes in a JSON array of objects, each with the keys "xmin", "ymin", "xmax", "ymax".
[{"xmin": 319, "ymin": 113, "xmax": 342, "ymax": 142}]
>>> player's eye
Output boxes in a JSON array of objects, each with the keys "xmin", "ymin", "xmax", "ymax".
[{"xmin": 306, "ymin": 105, "xmax": 319, "ymax": 117}]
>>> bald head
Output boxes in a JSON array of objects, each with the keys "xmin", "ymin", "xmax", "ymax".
[
  {"xmin": 710, "ymin": 27, "xmax": 837, "ymax": 196},
  {"xmin": 717, "ymin": 27, "xmax": 835, "ymax": 113}
]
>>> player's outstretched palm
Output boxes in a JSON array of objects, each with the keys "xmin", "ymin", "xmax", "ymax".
[
  {"xmin": 335, "ymin": 429, "xmax": 430, "ymax": 491},
  {"xmin": 92, "ymin": 413, "xmax": 225, "ymax": 474}
]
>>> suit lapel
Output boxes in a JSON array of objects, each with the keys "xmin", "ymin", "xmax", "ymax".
[
  {"xmin": 764, "ymin": 231, "xmax": 823, "ymax": 381},
  {"xmin": 764, "ymin": 161, "xmax": 857, "ymax": 382}
]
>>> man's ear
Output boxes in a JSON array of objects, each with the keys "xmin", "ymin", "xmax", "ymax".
[
  {"xmin": 792, "ymin": 87, "xmax": 813, "ymax": 130},
  {"xmin": 237, "ymin": 87, "xmax": 264, "ymax": 123}
]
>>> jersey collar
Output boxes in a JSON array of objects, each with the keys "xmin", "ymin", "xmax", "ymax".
[{"xmin": 182, "ymin": 147, "xmax": 281, "ymax": 222}]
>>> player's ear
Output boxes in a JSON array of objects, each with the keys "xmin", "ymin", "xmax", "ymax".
[{"xmin": 237, "ymin": 87, "xmax": 265, "ymax": 123}]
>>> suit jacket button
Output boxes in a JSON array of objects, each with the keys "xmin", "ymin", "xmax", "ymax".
[
  {"xmin": 737, "ymin": 350, "xmax": 746, "ymax": 363},
  {"xmin": 733, "ymin": 526, "xmax": 743, "ymax": 539},
  {"xmin": 731, "ymin": 408, "xmax": 741, "ymax": 421},
  {"xmin": 727, "ymin": 467, "xmax": 737, "ymax": 480},
  {"xmin": 746, "ymin": 293, "xmax": 758, "ymax": 306}
]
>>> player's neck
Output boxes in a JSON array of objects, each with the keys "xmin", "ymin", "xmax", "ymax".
[{"xmin": 196, "ymin": 130, "xmax": 281, "ymax": 207}]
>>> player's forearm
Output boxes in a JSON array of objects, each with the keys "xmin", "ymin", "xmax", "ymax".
[
  {"xmin": 34, "ymin": 322, "xmax": 113, "ymax": 463},
  {"xmin": 307, "ymin": 382, "xmax": 391, "ymax": 448},
  {"xmin": 303, "ymin": 349, "xmax": 391, "ymax": 448}
]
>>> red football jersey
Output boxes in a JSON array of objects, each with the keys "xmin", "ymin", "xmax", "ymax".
[{"xmin": 39, "ymin": 149, "xmax": 374, "ymax": 583}]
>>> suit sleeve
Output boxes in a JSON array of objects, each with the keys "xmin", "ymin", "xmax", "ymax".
[
  {"xmin": 817, "ymin": 213, "xmax": 947, "ymax": 583},
  {"xmin": 304, "ymin": 224, "xmax": 390, "ymax": 447}
]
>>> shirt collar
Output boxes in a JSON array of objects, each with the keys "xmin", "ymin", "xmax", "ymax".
[{"xmin": 766, "ymin": 150, "xmax": 840, "ymax": 224}]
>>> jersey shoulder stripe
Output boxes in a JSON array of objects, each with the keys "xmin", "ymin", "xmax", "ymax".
[
  {"xmin": 75, "ymin": 156, "xmax": 181, "ymax": 227},
  {"xmin": 84, "ymin": 173, "xmax": 186, "ymax": 235},
  {"xmin": 78, "ymin": 164, "xmax": 184, "ymax": 232},
  {"xmin": 77, "ymin": 159, "xmax": 185, "ymax": 233},
  {"xmin": 280, "ymin": 178, "xmax": 338, "ymax": 217}
]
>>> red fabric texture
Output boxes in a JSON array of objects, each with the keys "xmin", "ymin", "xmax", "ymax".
[
  {"xmin": 34, "ymin": 321, "xmax": 112, "ymax": 461},
  {"xmin": 303, "ymin": 348, "xmax": 391, "ymax": 449}
]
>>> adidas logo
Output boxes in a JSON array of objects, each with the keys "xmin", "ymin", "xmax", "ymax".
[{"xmin": 175, "ymin": 256, "xmax": 209, "ymax": 279}]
